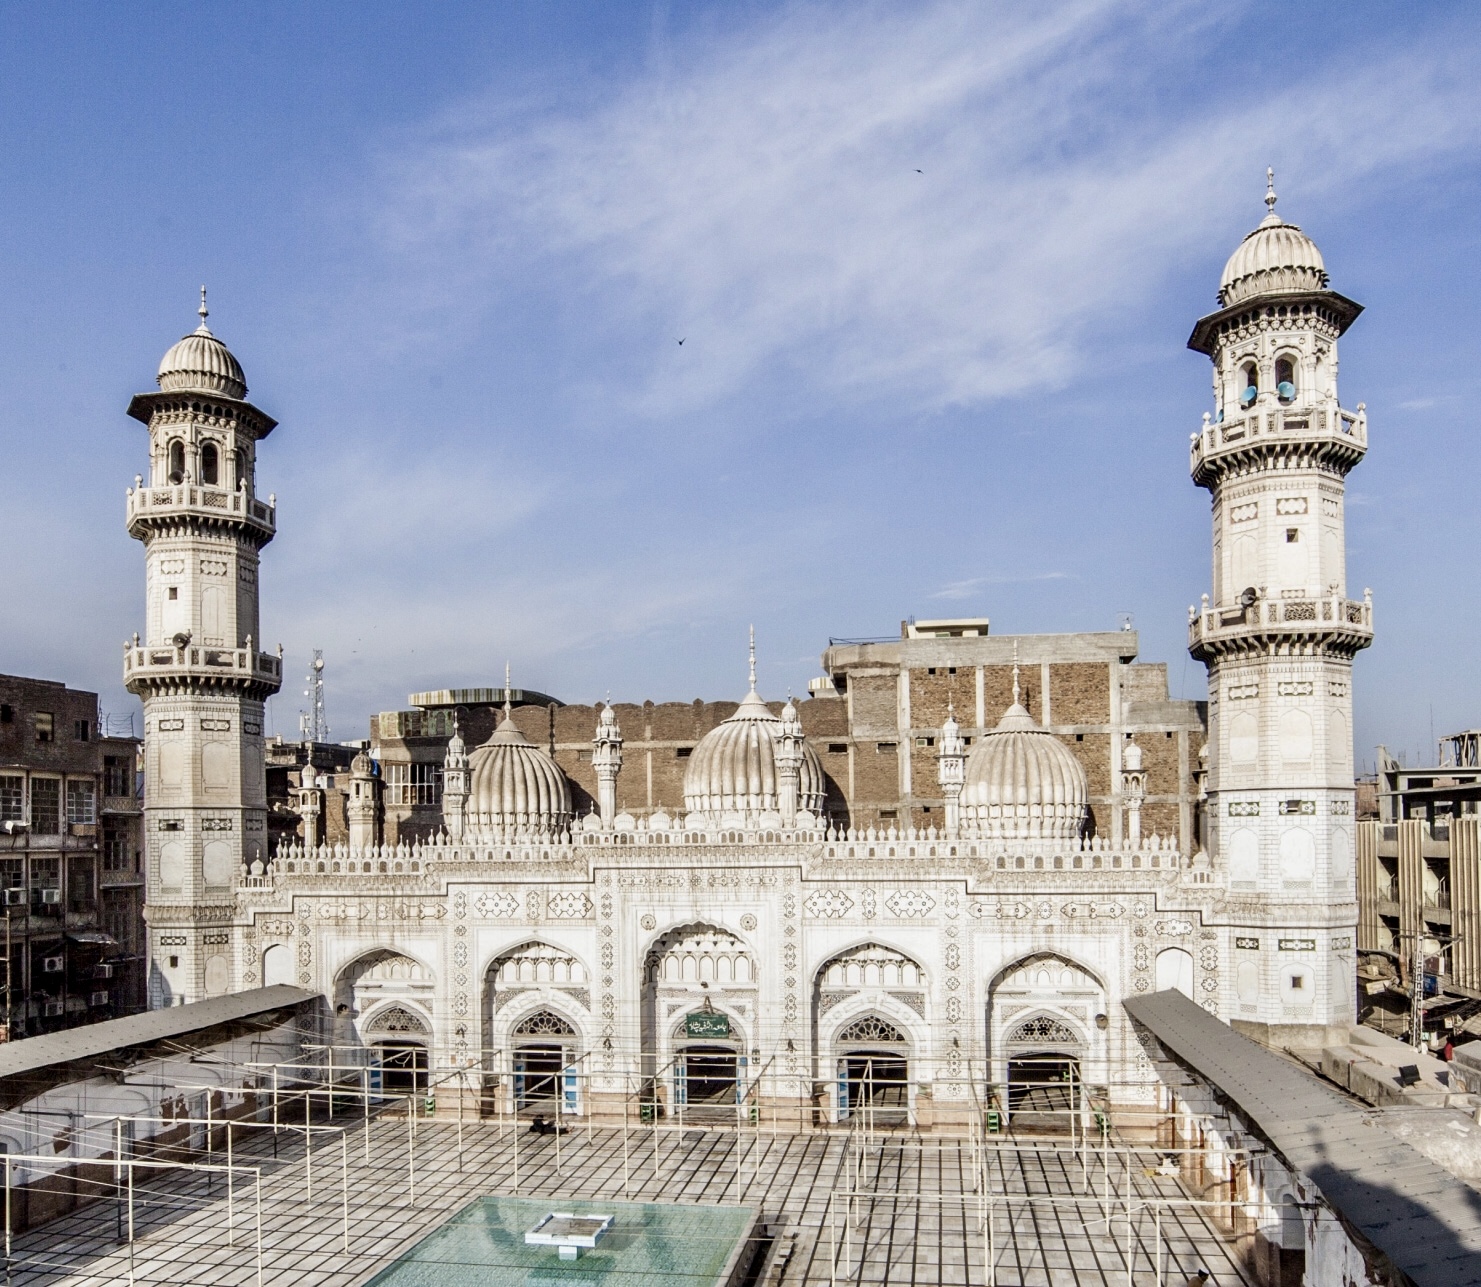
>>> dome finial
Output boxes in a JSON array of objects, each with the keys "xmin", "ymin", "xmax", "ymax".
[
  {"xmin": 1011, "ymin": 641, "xmax": 1021, "ymax": 707},
  {"xmin": 195, "ymin": 285, "xmax": 212, "ymax": 336},
  {"xmin": 503, "ymin": 660, "xmax": 513, "ymax": 721},
  {"xmin": 748, "ymin": 624, "xmax": 757, "ymax": 692},
  {"xmin": 1265, "ymin": 167, "xmax": 1277, "ymax": 214}
]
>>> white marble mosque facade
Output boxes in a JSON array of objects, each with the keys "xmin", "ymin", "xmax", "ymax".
[{"xmin": 127, "ymin": 183, "xmax": 1372, "ymax": 1124}]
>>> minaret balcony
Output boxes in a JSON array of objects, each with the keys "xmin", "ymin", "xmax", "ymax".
[
  {"xmin": 126, "ymin": 484, "xmax": 276, "ymax": 541},
  {"xmin": 124, "ymin": 644, "xmax": 283, "ymax": 695},
  {"xmin": 1190, "ymin": 403, "xmax": 1366, "ymax": 486},
  {"xmin": 1189, "ymin": 593, "xmax": 1373, "ymax": 660}
]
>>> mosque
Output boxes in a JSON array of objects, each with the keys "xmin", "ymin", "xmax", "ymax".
[{"xmin": 122, "ymin": 176, "xmax": 1372, "ymax": 1128}]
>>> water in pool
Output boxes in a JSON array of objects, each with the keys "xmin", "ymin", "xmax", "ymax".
[{"xmin": 364, "ymin": 1196, "xmax": 758, "ymax": 1287}]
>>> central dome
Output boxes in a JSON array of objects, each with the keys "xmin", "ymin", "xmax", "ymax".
[
  {"xmin": 1218, "ymin": 175, "xmax": 1327, "ymax": 307},
  {"xmin": 960, "ymin": 686, "xmax": 1087, "ymax": 841},
  {"xmin": 156, "ymin": 289, "xmax": 248, "ymax": 400},
  {"xmin": 683, "ymin": 690, "xmax": 825, "ymax": 824},
  {"xmin": 466, "ymin": 711, "xmax": 572, "ymax": 837}
]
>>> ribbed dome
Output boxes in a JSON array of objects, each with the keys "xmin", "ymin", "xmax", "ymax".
[
  {"xmin": 683, "ymin": 690, "xmax": 825, "ymax": 823},
  {"xmin": 960, "ymin": 700, "xmax": 1087, "ymax": 841},
  {"xmin": 466, "ymin": 713, "xmax": 572, "ymax": 837},
  {"xmin": 156, "ymin": 292, "xmax": 248, "ymax": 399},
  {"xmin": 1218, "ymin": 179, "xmax": 1328, "ymax": 307}
]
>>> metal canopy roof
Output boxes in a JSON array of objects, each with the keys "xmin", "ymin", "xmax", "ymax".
[
  {"xmin": 0, "ymin": 986, "xmax": 315, "ymax": 1083},
  {"xmin": 1125, "ymin": 989, "xmax": 1481, "ymax": 1287}
]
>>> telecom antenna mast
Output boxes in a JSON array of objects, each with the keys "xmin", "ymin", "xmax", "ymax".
[{"xmin": 299, "ymin": 650, "xmax": 329, "ymax": 744}]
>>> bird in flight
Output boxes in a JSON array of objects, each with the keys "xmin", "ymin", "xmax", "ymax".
[
  {"xmin": 677, "ymin": 338, "xmax": 685, "ymax": 345},
  {"xmin": 914, "ymin": 169, "xmax": 923, "ymax": 174}
]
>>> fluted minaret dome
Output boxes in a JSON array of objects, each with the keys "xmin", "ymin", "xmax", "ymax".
[
  {"xmin": 960, "ymin": 670, "xmax": 1087, "ymax": 841},
  {"xmin": 156, "ymin": 287, "xmax": 248, "ymax": 400},
  {"xmin": 683, "ymin": 634, "xmax": 825, "ymax": 824},
  {"xmin": 466, "ymin": 706, "xmax": 572, "ymax": 837},
  {"xmin": 1217, "ymin": 171, "xmax": 1328, "ymax": 308}
]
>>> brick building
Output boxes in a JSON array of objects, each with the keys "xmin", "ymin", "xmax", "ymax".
[{"xmin": 0, "ymin": 674, "xmax": 146, "ymax": 1037}]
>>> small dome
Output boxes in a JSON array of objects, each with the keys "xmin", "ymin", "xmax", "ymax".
[
  {"xmin": 466, "ymin": 711, "xmax": 571, "ymax": 837},
  {"xmin": 156, "ymin": 290, "xmax": 247, "ymax": 399},
  {"xmin": 1218, "ymin": 178, "xmax": 1327, "ymax": 307},
  {"xmin": 350, "ymin": 748, "xmax": 374, "ymax": 777},
  {"xmin": 683, "ymin": 689, "xmax": 825, "ymax": 823},
  {"xmin": 960, "ymin": 695, "xmax": 1087, "ymax": 841}
]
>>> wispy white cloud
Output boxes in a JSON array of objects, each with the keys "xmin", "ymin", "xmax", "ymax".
[
  {"xmin": 367, "ymin": 0, "xmax": 1481, "ymax": 419},
  {"xmin": 931, "ymin": 572, "xmax": 1072, "ymax": 601}
]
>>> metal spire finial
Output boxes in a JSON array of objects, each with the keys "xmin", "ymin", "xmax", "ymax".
[
  {"xmin": 748, "ymin": 625, "xmax": 757, "ymax": 691},
  {"xmin": 503, "ymin": 661, "xmax": 513, "ymax": 720},
  {"xmin": 195, "ymin": 285, "xmax": 212, "ymax": 335},
  {"xmin": 1265, "ymin": 167, "xmax": 1278, "ymax": 216},
  {"xmin": 1012, "ymin": 642, "xmax": 1021, "ymax": 707}
]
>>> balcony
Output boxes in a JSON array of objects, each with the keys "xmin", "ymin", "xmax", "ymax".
[
  {"xmin": 126, "ymin": 484, "xmax": 276, "ymax": 541},
  {"xmin": 1188, "ymin": 592, "xmax": 1373, "ymax": 659},
  {"xmin": 124, "ymin": 644, "xmax": 282, "ymax": 696},
  {"xmin": 1190, "ymin": 402, "xmax": 1367, "ymax": 486}
]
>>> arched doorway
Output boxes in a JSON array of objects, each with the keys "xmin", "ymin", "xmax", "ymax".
[
  {"xmin": 511, "ymin": 1009, "xmax": 579, "ymax": 1115},
  {"xmin": 363, "ymin": 1004, "xmax": 431, "ymax": 1097},
  {"xmin": 1004, "ymin": 1014, "xmax": 1082, "ymax": 1127},
  {"xmin": 640, "ymin": 924, "xmax": 756, "ymax": 1117},
  {"xmin": 833, "ymin": 1015, "xmax": 910, "ymax": 1125},
  {"xmin": 988, "ymin": 953, "xmax": 1103, "ymax": 1133}
]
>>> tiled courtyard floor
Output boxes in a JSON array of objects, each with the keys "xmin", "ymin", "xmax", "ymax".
[{"xmin": 3, "ymin": 1114, "xmax": 1254, "ymax": 1285}]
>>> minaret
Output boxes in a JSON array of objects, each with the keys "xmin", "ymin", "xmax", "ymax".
[
  {"xmin": 592, "ymin": 702, "xmax": 623, "ymax": 828},
  {"xmin": 345, "ymin": 748, "xmax": 381, "ymax": 849},
  {"xmin": 775, "ymin": 694, "xmax": 804, "ymax": 828},
  {"xmin": 938, "ymin": 701, "xmax": 965, "ymax": 838},
  {"xmin": 124, "ymin": 290, "xmax": 282, "ymax": 1006},
  {"xmin": 1188, "ymin": 174, "xmax": 1372, "ymax": 1038},
  {"xmin": 1121, "ymin": 737, "xmax": 1145, "ymax": 847},
  {"xmin": 442, "ymin": 721, "xmax": 469, "ymax": 842}
]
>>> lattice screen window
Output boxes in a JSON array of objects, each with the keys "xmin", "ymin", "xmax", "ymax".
[
  {"xmin": 1006, "ymin": 1015, "xmax": 1079, "ymax": 1044},
  {"xmin": 367, "ymin": 1005, "xmax": 429, "ymax": 1034},
  {"xmin": 513, "ymin": 1009, "xmax": 576, "ymax": 1036},
  {"xmin": 836, "ymin": 1015, "xmax": 907, "ymax": 1044}
]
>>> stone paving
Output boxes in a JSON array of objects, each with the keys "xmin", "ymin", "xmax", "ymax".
[{"xmin": 2, "ymin": 1114, "xmax": 1255, "ymax": 1285}]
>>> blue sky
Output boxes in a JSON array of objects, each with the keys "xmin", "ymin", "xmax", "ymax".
[{"xmin": 0, "ymin": 1, "xmax": 1477, "ymax": 768}]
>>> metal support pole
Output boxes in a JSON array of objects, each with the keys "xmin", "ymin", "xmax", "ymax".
[
  {"xmin": 407, "ymin": 1095, "xmax": 415, "ymax": 1205},
  {"xmin": 127, "ymin": 1157, "xmax": 135, "ymax": 1287},
  {"xmin": 305, "ymin": 1092, "xmax": 313, "ymax": 1199},
  {"xmin": 255, "ymin": 1171, "xmax": 264, "ymax": 1287},
  {"xmin": 341, "ymin": 1132, "xmax": 350, "ymax": 1254},
  {"xmin": 362, "ymin": 1066, "xmax": 370, "ymax": 1165},
  {"xmin": 227, "ymin": 1121, "xmax": 235, "ymax": 1247},
  {"xmin": 4, "ymin": 1154, "xmax": 11, "ymax": 1285}
]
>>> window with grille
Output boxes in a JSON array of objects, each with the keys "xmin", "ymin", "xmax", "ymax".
[
  {"xmin": 836, "ymin": 1015, "xmax": 907, "ymax": 1044},
  {"xmin": 1006, "ymin": 1015, "xmax": 1080, "ymax": 1044},
  {"xmin": 0, "ymin": 777, "xmax": 21, "ymax": 823},
  {"xmin": 30, "ymin": 779, "xmax": 59, "ymax": 834},
  {"xmin": 68, "ymin": 856, "xmax": 94, "ymax": 912},
  {"xmin": 103, "ymin": 826, "xmax": 133, "ymax": 872},
  {"xmin": 29, "ymin": 856, "xmax": 59, "ymax": 890},
  {"xmin": 514, "ymin": 1009, "xmax": 576, "ymax": 1037},
  {"xmin": 367, "ymin": 1005, "xmax": 430, "ymax": 1034},
  {"xmin": 384, "ymin": 762, "xmax": 442, "ymax": 807},
  {"xmin": 66, "ymin": 781, "xmax": 96, "ymax": 825},
  {"xmin": 103, "ymin": 756, "xmax": 133, "ymax": 798}
]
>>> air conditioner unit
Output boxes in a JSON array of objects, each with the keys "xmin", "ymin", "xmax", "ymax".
[
  {"xmin": 3, "ymin": 889, "xmax": 24, "ymax": 906},
  {"xmin": 90, "ymin": 991, "xmax": 110, "ymax": 1007},
  {"xmin": 40, "ymin": 889, "xmax": 62, "ymax": 905},
  {"xmin": 94, "ymin": 964, "xmax": 114, "ymax": 979},
  {"xmin": 43, "ymin": 1001, "xmax": 63, "ymax": 1018},
  {"xmin": 42, "ymin": 955, "xmax": 64, "ymax": 973}
]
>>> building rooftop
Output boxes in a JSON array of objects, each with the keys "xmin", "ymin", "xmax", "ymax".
[
  {"xmin": 0, "ymin": 985, "xmax": 314, "ymax": 1084},
  {"xmin": 1126, "ymin": 988, "xmax": 1481, "ymax": 1287}
]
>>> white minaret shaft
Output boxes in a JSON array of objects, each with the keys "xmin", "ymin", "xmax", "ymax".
[
  {"xmin": 1188, "ymin": 176, "xmax": 1372, "ymax": 1038},
  {"xmin": 124, "ymin": 294, "xmax": 282, "ymax": 1006}
]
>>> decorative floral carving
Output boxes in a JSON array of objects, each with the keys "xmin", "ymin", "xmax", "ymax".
[
  {"xmin": 475, "ymin": 891, "xmax": 519, "ymax": 919},
  {"xmin": 886, "ymin": 889, "xmax": 935, "ymax": 918},
  {"xmin": 640, "ymin": 914, "xmax": 657, "ymax": 931},
  {"xmin": 740, "ymin": 913, "xmax": 757, "ymax": 932},
  {"xmin": 805, "ymin": 889, "xmax": 854, "ymax": 918},
  {"xmin": 547, "ymin": 891, "xmax": 593, "ymax": 919}
]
